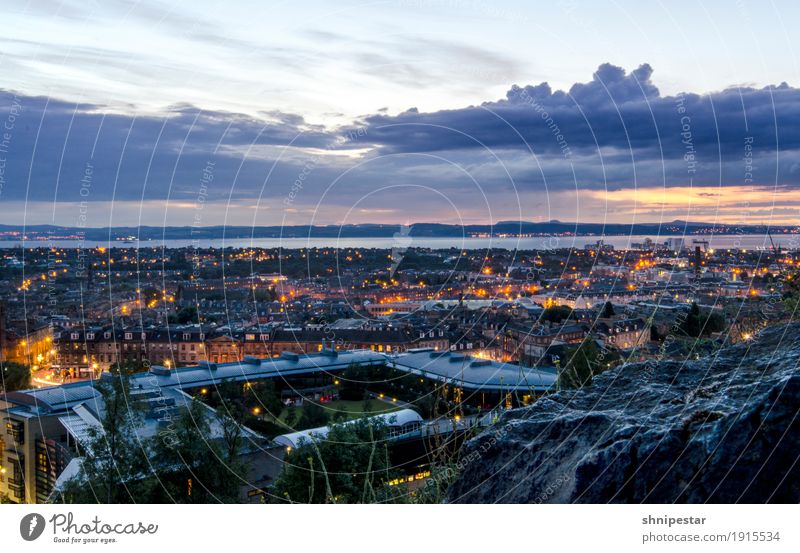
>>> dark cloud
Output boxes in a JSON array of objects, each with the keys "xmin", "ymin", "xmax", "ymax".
[
  {"xmin": 1, "ymin": 63, "xmax": 799, "ymax": 224},
  {"xmin": 0, "ymin": 90, "xmax": 354, "ymax": 204},
  {"xmin": 353, "ymin": 63, "xmax": 799, "ymax": 189}
]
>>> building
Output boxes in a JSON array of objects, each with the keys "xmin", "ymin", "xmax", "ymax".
[
  {"xmin": 503, "ymin": 323, "xmax": 588, "ymax": 366},
  {"xmin": 666, "ymin": 237, "xmax": 685, "ymax": 252},
  {"xmin": 268, "ymin": 327, "xmax": 448, "ymax": 356},
  {"xmin": 0, "ymin": 391, "xmax": 73, "ymax": 503},
  {"xmin": 594, "ymin": 318, "xmax": 649, "ymax": 350},
  {"xmin": 1, "ymin": 349, "xmax": 386, "ymax": 503},
  {"xmin": 389, "ymin": 349, "xmax": 557, "ymax": 408},
  {"xmin": 274, "ymin": 409, "xmax": 424, "ymax": 449},
  {"xmin": 204, "ymin": 334, "xmax": 242, "ymax": 364},
  {"xmin": 52, "ymin": 326, "xmax": 210, "ymax": 377},
  {"xmin": 364, "ymin": 302, "xmax": 423, "ymax": 317}
]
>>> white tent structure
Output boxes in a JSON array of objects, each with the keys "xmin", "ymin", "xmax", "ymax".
[{"xmin": 274, "ymin": 408, "xmax": 423, "ymax": 449}]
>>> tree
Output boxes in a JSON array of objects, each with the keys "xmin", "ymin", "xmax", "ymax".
[
  {"xmin": 681, "ymin": 302, "xmax": 726, "ymax": 337},
  {"xmin": 208, "ymin": 382, "xmax": 248, "ymax": 463},
  {"xmin": 149, "ymin": 399, "xmax": 246, "ymax": 503},
  {"xmin": 704, "ymin": 311, "xmax": 726, "ymax": 334},
  {"xmin": 216, "ymin": 407, "xmax": 245, "ymax": 465},
  {"xmin": 541, "ymin": 305, "xmax": 572, "ymax": 323},
  {"xmin": 251, "ymin": 380, "xmax": 283, "ymax": 419},
  {"xmin": 56, "ymin": 371, "xmax": 249, "ymax": 504},
  {"xmin": 168, "ymin": 306, "xmax": 198, "ymax": 325},
  {"xmin": 0, "ymin": 361, "xmax": 30, "ymax": 391},
  {"xmin": 56, "ymin": 368, "xmax": 150, "ymax": 503},
  {"xmin": 339, "ymin": 362, "xmax": 368, "ymax": 400},
  {"xmin": 284, "ymin": 405, "xmax": 298, "ymax": 428},
  {"xmin": 296, "ymin": 401, "xmax": 330, "ymax": 430},
  {"xmin": 601, "ymin": 301, "xmax": 615, "ymax": 318},
  {"xmin": 273, "ymin": 417, "xmax": 393, "ymax": 503},
  {"xmin": 681, "ymin": 302, "xmax": 703, "ymax": 338},
  {"xmin": 782, "ymin": 271, "xmax": 800, "ymax": 313},
  {"xmin": 559, "ymin": 338, "xmax": 612, "ymax": 389}
]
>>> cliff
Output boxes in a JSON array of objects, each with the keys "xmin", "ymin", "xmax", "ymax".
[{"xmin": 448, "ymin": 324, "xmax": 800, "ymax": 503}]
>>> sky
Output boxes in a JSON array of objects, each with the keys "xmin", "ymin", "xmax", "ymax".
[{"xmin": 1, "ymin": 0, "xmax": 800, "ymax": 228}]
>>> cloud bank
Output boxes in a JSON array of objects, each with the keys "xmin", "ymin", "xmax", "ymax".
[{"xmin": 1, "ymin": 64, "xmax": 799, "ymax": 225}]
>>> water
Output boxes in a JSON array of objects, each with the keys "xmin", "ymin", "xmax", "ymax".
[{"xmin": 1, "ymin": 234, "xmax": 797, "ymax": 250}]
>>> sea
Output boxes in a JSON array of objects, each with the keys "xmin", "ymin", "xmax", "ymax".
[{"xmin": 1, "ymin": 234, "xmax": 798, "ymax": 251}]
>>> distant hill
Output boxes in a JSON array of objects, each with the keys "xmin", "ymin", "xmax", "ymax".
[{"xmin": 0, "ymin": 220, "xmax": 785, "ymax": 241}]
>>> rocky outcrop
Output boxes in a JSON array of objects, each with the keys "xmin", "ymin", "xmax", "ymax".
[{"xmin": 448, "ymin": 324, "xmax": 800, "ymax": 503}]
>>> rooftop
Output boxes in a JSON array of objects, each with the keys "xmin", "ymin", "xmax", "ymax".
[
  {"xmin": 388, "ymin": 350, "xmax": 557, "ymax": 392},
  {"xmin": 4, "ymin": 348, "xmax": 551, "ymax": 424},
  {"xmin": 274, "ymin": 409, "xmax": 424, "ymax": 449},
  {"xmin": 3, "ymin": 350, "xmax": 386, "ymax": 416}
]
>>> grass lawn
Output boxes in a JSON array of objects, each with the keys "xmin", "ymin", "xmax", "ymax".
[{"xmin": 273, "ymin": 399, "xmax": 400, "ymax": 425}]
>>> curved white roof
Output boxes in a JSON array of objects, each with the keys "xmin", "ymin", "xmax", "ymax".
[
  {"xmin": 389, "ymin": 350, "xmax": 557, "ymax": 392},
  {"xmin": 274, "ymin": 408, "xmax": 422, "ymax": 449}
]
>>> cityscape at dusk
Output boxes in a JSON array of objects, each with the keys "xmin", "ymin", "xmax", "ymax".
[{"xmin": 0, "ymin": 1, "xmax": 798, "ymax": 549}]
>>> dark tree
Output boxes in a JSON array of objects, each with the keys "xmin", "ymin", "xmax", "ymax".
[
  {"xmin": 273, "ymin": 417, "xmax": 392, "ymax": 503},
  {"xmin": 704, "ymin": 311, "xmax": 726, "ymax": 334},
  {"xmin": 558, "ymin": 338, "xmax": 617, "ymax": 389},
  {"xmin": 168, "ymin": 306, "xmax": 199, "ymax": 325},
  {"xmin": 296, "ymin": 401, "xmax": 330, "ymax": 430},
  {"xmin": 56, "ymin": 371, "xmax": 248, "ymax": 504},
  {"xmin": 681, "ymin": 302, "xmax": 703, "ymax": 338},
  {"xmin": 0, "ymin": 361, "xmax": 30, "ymax": 391},
  {"xmin": 339, "ymin": 362, "xmax": 368, "ymax": 400},
  {"xmin": 284, "ymin": 405, "xmax": 298, "ymax": 428},
  {"xmin": 251, "ymin": 380, "xmax": 283, "ymax": 419},
  {"xmin": 541, "ymin": 305, "xmax": 573, "ymax": 323},
  {"xmin": 56, "ymin": 368, "xmax": 150, "ymax": 503},
  {"xmin": 149, "ymin": 400, "xmax": 246, "ymax": 503},
  {"xmin": 601, "ymin": 301, "xmax": 615, "ymax": 318},
  {"xmin": 681, "ymin": 302, "xmax": 726, "ymax": 337}
]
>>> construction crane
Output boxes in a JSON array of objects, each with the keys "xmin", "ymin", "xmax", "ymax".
[
  {"xmin": 767, "ymin": 229, "xmax": 781, "ymax": 256},
  {"xmin": 767, "ymin": 229, "xmax": 784, "ymax": 276}
]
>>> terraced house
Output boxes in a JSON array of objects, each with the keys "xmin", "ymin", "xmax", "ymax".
[{"xmin": 51, "ymin": 324, "xmax": 451, "ymax": 378}]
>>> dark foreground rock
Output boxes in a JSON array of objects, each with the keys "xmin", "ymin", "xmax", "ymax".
[{"xmin": 448, "ymin": 324, "xmax": 800, "ymax": 503}]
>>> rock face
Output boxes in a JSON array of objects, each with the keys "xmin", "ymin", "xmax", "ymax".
[{"xmin": 448, "ymin": 324, "xmax": 800, "ymax": 503}]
